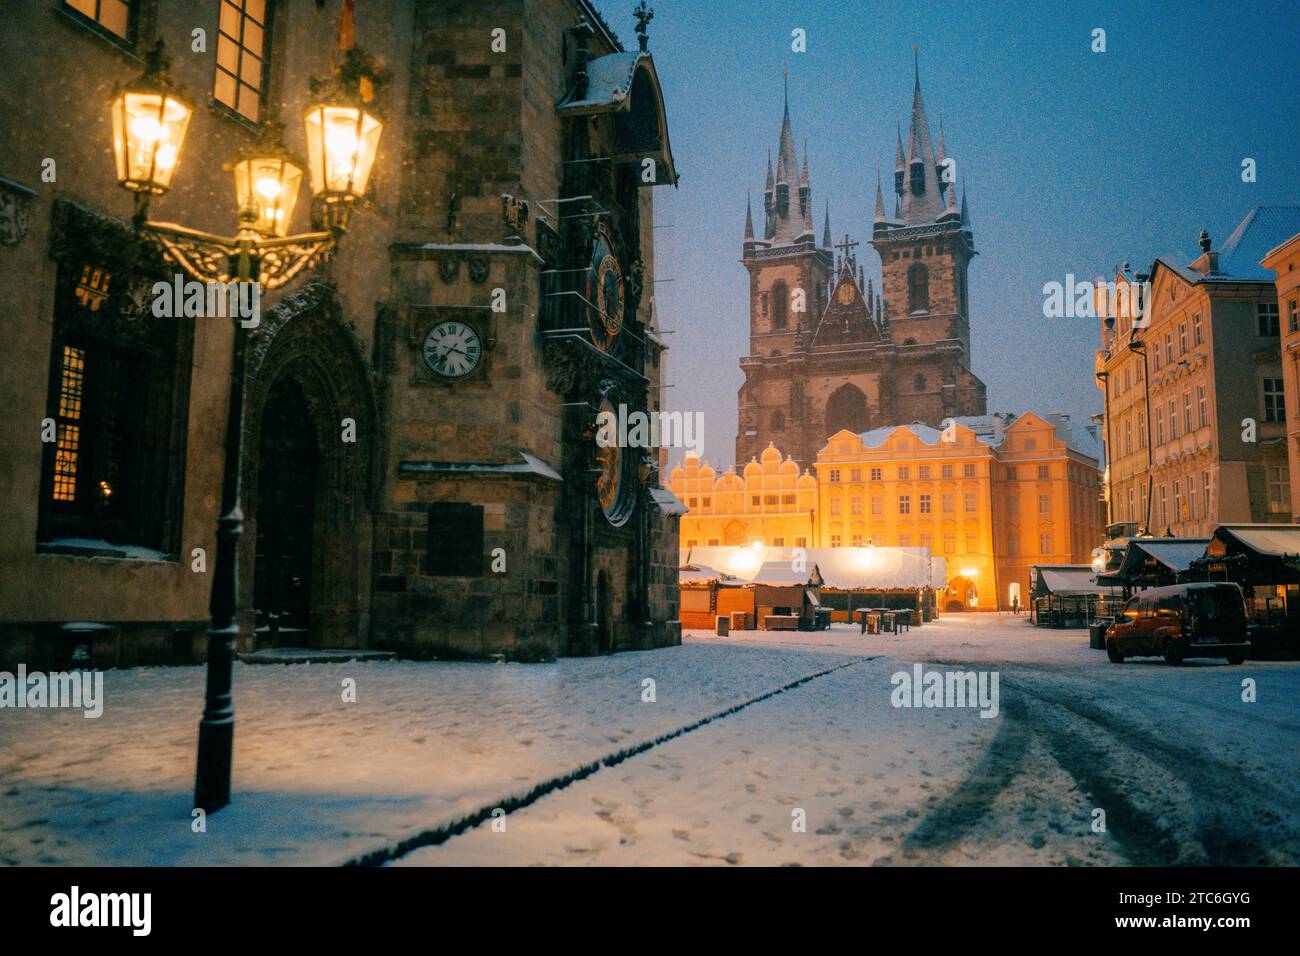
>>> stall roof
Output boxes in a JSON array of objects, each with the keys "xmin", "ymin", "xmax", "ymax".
[
  {"xmin": 750, "ymin": 561, "xmax": 822, "ymax": 587},
  {"xmin": 1032, "ymin": 564, "xmax": 1115, "ymax": 596},
  {"xmin": 1116, "ymin": 538, "xmax": 1211, "ymax": 578},
  {"xmin": 678, "ymin": 563, "xmax": 736, "ymax": 584},
  {"xmin": 683, "ymin": 546, "xmax": 940, "ymax": 590},
  {"xmin": 1214, "ymin": 524, "xmax": 1300, "ymax": 558}
]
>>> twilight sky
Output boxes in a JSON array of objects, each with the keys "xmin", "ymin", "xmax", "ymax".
[{"xmin": 593, "ymin": 0, "xmax": 1300, "ymax": 470}]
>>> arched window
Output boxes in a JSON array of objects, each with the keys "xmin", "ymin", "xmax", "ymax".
[
  {"xmin": 771, "ymin": 280, "xmax": 789, "ymax": 329},
  {"xmin": 914, "ymin": 374, "xmax": 926, "ymax": 392},
  {"xmin": 771, "ymin": 410, "xmax": 785, "ymax": 432},
  {"xmin": 908, "ymin": 262, "xmax": 929, "ymax": 313}
]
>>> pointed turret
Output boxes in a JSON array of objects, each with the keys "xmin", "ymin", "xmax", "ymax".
[
  {"xmin": 822, "ymin": 200, "xmax": 831, "ymax": 248},
  {"xmin": 873, "ymin": 168, "xmax": 887, "ymax": 224},
  {"xmin": 744, "ymin": 190, "xmax": 754, "ymax": 240},
  {"xmin": 893, "ymin": 120, "xmax": 905, "ymax": 197},
  {"xmin": 960, "ymin": 180, "xmax": 972, "ymax": 235}
]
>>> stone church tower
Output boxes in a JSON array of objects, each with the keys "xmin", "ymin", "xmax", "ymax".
[{"xmin": 736, "ymin": 60, "xmax": 987, "ymax": 470}]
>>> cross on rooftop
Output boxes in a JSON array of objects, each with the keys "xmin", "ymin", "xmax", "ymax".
[{"xmin": 836, "ymin": 234, "xmax": 859, "ymax": 258}]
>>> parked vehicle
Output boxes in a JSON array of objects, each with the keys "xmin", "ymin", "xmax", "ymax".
[{"xmin": 1105, "ymin": 583, "xmax": 1249, "ymax": 665}]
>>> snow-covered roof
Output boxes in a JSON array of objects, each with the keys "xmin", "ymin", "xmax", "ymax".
[
  {"xmin": 398, "ymin": 452, "xmax": 562, "ymax": 481},
  {"xmin": 750, "ymin": 561, "xmax": 821, "ymax": 586},
  {"xmin": 649, "ymin": 487, "xmax": 687, "ymax": 516},
  {"xmin": 856, "ymin": 419, "xmax": 1002, "ymax": 449},
  {"xmin": 556, "ymin": 52, "xmax": 642, "ymax": 113},
  {"xmin": 683, "ymin": 546, "xmax": 940, "ymax": 590},
  {"xmin": 1032, "ymin": 564, "xmax": 1114, "ymax": 595},
  {"xmin": 1214, "ymin": 524, "xmax": 1300, "ymax": 558},
  {"xmin": 1116, "ymin": 538, "xmax": 1211, "ymax": 577},
  {"xmin": 678, "ymin": 563, "xmax": 735, "ymax": 584},
  {"xmin": 1219, "ymin": 206, "xmax": 1300, "ymax": 280}
]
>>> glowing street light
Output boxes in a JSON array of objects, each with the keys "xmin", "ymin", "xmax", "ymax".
[{"xmin": 109, "ymin": 42, "xmax": 193, "ymax": 205}]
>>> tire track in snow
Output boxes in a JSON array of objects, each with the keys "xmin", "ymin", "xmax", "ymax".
[{"xmin": 345, "ymin": 658, "xmax": 869, "ymax": 867}]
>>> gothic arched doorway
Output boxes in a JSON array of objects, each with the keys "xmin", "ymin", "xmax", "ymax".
[
  {"xmin": 254, "ymin": 378, "xmax": 318, "ymax": 644},
  {"xmin": 825, "ymin": 384, "xmax": 869, "ymax": 437}
]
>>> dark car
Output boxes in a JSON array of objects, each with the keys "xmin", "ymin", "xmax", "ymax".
[{"xmin": 1105, "ymin": 582, "xmax": 1249, "ymax": 665}]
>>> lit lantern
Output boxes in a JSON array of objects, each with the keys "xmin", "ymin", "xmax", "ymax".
[
  {"xmin": 109, "ymin": 43, "xmax": 192, "ymax": 195},
  {"xmin": 230, "ymin": 136, "xmax": 304, "ymax": 238},
  {"xmin": 303, "ymin": 103, "xmax": 382, "ymax": 207}
]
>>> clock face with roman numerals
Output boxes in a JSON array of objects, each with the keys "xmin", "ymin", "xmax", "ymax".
[{"xmin": 422, "ymin": 320, "xmax": 482, "ymax": 380}]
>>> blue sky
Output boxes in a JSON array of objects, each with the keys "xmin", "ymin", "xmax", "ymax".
[{"xmin": 593, "ymin": 0, "xmax": 1300, "ymax": 469}]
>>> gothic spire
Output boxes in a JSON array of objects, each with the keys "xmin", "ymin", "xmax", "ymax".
[
  {"xmin": 822, "ymin": 200, "xmax": 832, "ymax": 248},
  {"xmin": 874, "ymin": 167, "xmax": 887, "ymax": 222},
  {"xmin": 899, "ymin": 48, "xmax": 946, "ymax": 224},
  {"xmin": 744, "ymin": 189, "xmax": 754, "ymax": 240}
]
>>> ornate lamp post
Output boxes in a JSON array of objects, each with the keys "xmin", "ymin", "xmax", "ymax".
[{"xmin": 109, "ymin": 40, "xmax": 383, "ymax": 812}]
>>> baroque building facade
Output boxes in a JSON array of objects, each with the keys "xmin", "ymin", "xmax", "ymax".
[
  {"xmin": 1095, "ymin": 207, "xmax": 1300, "ymax": 539},
  {"xmin": 673, "ymin": 412, "xmax": 1105, "ymax": 610},
  {"xmin": 0, "ymin": 0, "xmax": 681, "ymax": 669},
  {"xmin": 736, "ymin": 61, "xmax": 986, "ymax": 471}
]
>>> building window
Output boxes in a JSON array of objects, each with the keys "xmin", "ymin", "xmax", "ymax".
[
  {"xmin": 751, "ymin": 495, "xmax": 761, "ymax": 507},
  {"xmin": 1005, "ymin": 531, "xmax": 1018, "ymax": 556},
  {"xmin": 907, "ymin": 262, "xmax": 929, "ymax": 312},
  {"xmin": 1182, "ymin": 392, "xmax": 1192, "ymax": 433},
  {"xmin": 830, "ymin": 497, "xmax": 841, "ymax": 515},
  {"xmin": 1186, "ymin": 475, "xmax": 1196, "ymax": 520},
  {"xmin": 1168, "ymin": 399, "xmax": 1179, "ymax": 439},
  {"xmin": 851, "ymin": 534, "xmax": 863, "ymax": 547},
  {"xmin": 685, "ymin": 539, "xmax": 698, "ymax": 549},
  {"xmin": 39, "ymin": 235, "xmax": 193, "ymax": 553},
  {"xmin": 941, "ymin": 464, "xmax": 953, "ymax": 479},
  {"xmin": 1153, "ymin": 345, "xmax": 1162, "ymax": 372},
  {"xmin": 794, "ymin": 537, "xmax": 807, "ymax": 548},
  {"xmin": 1155, "ymin": 407, "xmax": 1164, "ymax": 445},
  {"xmin": 1165, "ymin": 332, "xmax": 1174, "ymax": 364},
  {"xmin": 1258, "ymin": 302, "xmax": 1280, "ymax": 337},
  {"xmin": 964, "ymin": 491, "xmax": 976, "ymax": 512},
  {"xmin": 942, "ymin": 493, "xmax": 954, "ymax": 513},
  {"xmin": 849, "ymin": 468, "xmax": 861, "ymax": 482},
  {"xmin": 1037, "ymin": 465, "xmax": 1049, "ymax": 479},
  {"xmin": 1124, "ymin": 418, "xmax": 1133, "ymax": 456},
  {"xmin": 965, "ymin": 531, "xmax": 977, "ymax": 552},
  {"xmin": 1178, "ymin": 322, "xmax": 1187, "ymax": 355},
  {"xmin": 65, "ymin": 0, "xmax": 133, "ymax": 40},
  {"xmin": 919, "ymin": 494, "xmax": 931, "ymax": 514},
  {"xmin": 898, "ymin": 465, "xmax": 910, "ymax": 480},
  {"xmin": 919, "ymin": 531, "xmax": 932, "ymax": 550},
  {"xmin": 1159, "ymin": 485, "xmax": 1168, "ymax": 527},
  {"xmin": 703, "ymin": 497, "xmax": 711, "ymax": 507},
  {"xmin": 870, "ymin": 496, "xmax": 882, "ymax": 515},
  {"xmin": 771, "ymin": 410, "xmax": 785, "ymax": 431},
  {"xmin": 915, "ymin": 374, "xmax": 926, "ymax": 392},
  {"xmin": 1006, "ymin": 466, "xmax": 1017, "ymax": 480},
  {"xmin": 1269, "ymin": 466, "xmax": 1290, "ymax": 512},
  {"xmin": 1289, "ymin": 297, "xmax": 1299, "ymax": 334},
  {"xmin": 1038, "ymin": 494, "xmax": 1050, "ymax": 514},
  {"xmin": 771, "ymin": 280, "xmax": 789, "ymax": 329},
  {"xmin": 963, "ymin": 463, "xmax": 975, "ymax": 478},
  {"xmin": 1173, "ymin": 480, "xmax": 1183, "ymax": 523},
  {"xmin": 1006, "ymin": 496, "xmax": 1019, "ymax": 516},
  {"xmin": 1264, "ymin": 378, "xmax": 1285, "ymax": 422},
  {"xmin": 850, "ymin": 496, "xmax": 862, "ymax": 515},
  {"xmin": 1038, "ymin": 532, "xmax": 1051, "ymax": 554},
  {"xmin": 772, "ymin": 537, "xmax": 785, "ymax": 547},
  {"xmin": 1197, "ymin": 385, "xmax": 1208, "ymax": 428},
  {"xmin": 1193, "ymin": 312, "xmax": 1203, "ymax": 345},
  {"xmin": 765, "ymin": 494, "xmax": 778, "ymax": 506},
  {"xmin": 1202, "ymin": 470, "xmax": 1211, "ymax": 516},
  {"xmin": 782, "ymin": 494, "xmax": 795, "ymax": 506},
  {"xmin": 918, "ymin": 465, "xmax": 931, "ymax": 480},
  {"xmin": 899, "ymin": 533, "xmax": 911, "ymax": 547},
  {"xmin": 898, "ymin": 495, "xmax": 911, "ymax": 515},
  {"xmin": 215, "ymin": 0, "xmax": 273, "ymax": 122},
  {"xmin": 1126, "ymin": 488, "xmax": 1135, "ymax": 521},
  {"xmin": 830, "ymin": 534, "xmax": 841, "ymax": 548},
  {"xmin": 870, "ymin": 467, "xmax": 882, "ymax": 481},
  {"xmin": 829, "ymin": 469, "xmax": 841, "ymax": 483},
  {"xmin": 943, "ymin": 531, "xmax": 955, "ymax": 554}
]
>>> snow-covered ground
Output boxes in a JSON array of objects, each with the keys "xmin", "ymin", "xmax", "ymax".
[{"xmin": 3, "ymin": 615, "xmax": 1296, "ymax": 866}]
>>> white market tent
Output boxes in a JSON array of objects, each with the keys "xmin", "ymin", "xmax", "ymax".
[
  {"xmin": 683, "ymin": 546, "xmax": 941, "ymax": 591},
  {"xmin": 1031, "ymin": 564, "xmax": 1112, "ymax": 596}
]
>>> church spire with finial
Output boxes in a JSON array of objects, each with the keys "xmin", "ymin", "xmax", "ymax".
[{"xmin": 822, "ymin": 200, "xmax": 831, "ymax": 248}]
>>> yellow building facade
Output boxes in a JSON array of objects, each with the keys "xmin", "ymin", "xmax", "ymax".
[{"xmin": 671, "ymin": 413, "xmax": 1105, "ymax": 610}]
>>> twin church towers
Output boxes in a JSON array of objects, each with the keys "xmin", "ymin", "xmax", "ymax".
[{"xmin": 736, "ymin": 57, "xmax": 987, "ymax": 469}]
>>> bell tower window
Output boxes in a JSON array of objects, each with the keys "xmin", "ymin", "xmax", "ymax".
[
  {"xmin": 771, "ymin": 280, "xmax": 789, "ymax": 329},
  {"xmin": 907, "ymin": 262, "xmax": 929, "ymax": 313}
]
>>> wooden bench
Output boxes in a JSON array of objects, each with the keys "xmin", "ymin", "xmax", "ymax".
[{"xmin": 762, "ymin": 615, "xmax": 800, "ymax": 631}]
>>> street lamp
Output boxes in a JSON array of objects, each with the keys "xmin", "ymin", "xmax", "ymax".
[{"xmin": 108, "ymin": 39, "xmax": 383, "ymax": 812}]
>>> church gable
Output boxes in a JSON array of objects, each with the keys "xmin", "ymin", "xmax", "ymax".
[{"xmin": 811, "ymin": 254, "xmax": 882, "ymax": 348}]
